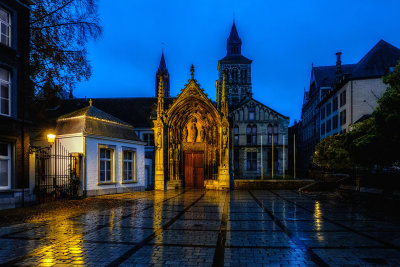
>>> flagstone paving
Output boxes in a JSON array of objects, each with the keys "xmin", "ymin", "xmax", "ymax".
[{"xmin": 1, "ymin": 190, "xmax": 400, "ymax": 266}]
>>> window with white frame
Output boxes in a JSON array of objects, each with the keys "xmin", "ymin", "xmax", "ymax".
[
  {"xmin": 0, "ymin": 142, "xmax": 11, "ymax": 189},
  {"xmin": 99, "ymin": 147, "xmax": 114, "ymax": 183},
  {"xmin": 122, "ymin": 149, "xmax": 136, "ymax": 182},
  {"xmin": 0, "ymin": 7, "xmax": 11, "ymax": 47},
  {"xmin": 0, "ymin": 68, "xmax": 10, "ymax": 116}
]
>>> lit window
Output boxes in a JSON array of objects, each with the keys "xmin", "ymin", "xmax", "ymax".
[
  {"xmin": 0, "ymin": 7, "xmax": 11, "ymax": 47},
  {"xmin": 99, "ymin": 147, "xmax": 114, "ymax": 183},
  {"xmin": 247, "ymin": 151, "xmax": 257, "ymax": 171},
  {"xmin": 122, "ymin": 150, "xmax": 136, "ymax": 182},
  {"xmin": 0, "ymin": 142, "xmax": 11, "ymax": 189},
  {"xmin": 0, "ymin": 68, "xmax": 10, "ymax": 116}
]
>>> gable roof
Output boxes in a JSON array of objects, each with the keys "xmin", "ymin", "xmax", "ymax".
[
  {"xmin": 230, "ymin": 97, "xmax": 289, "ymax": 119},
  {"xmin": 59, "ymin": 105, "xmax": 131, "ymax": 127},
  {"xmin": 56, "ymin": 104, "xmax": 142, "ymax": 142},
  {"xmin": 351, "ymin": 40, "xmax": 400, "ymax": 79},
  {"xmin": 41, "ymin": 97, "xmax": 176, "ymax": 130}
]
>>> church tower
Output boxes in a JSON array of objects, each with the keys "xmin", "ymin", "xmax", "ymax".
[
  {"xmin": 217, "ymin": 21, "xmax": 252, "ymax": 109},
  {"xmin": 155, "ymin": 52, "xmax": 170, "ymax": 97}
]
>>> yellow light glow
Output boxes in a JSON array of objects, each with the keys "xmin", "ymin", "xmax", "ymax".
[{"xmin": 47, "ymin": 134, "xmax": 56, "ymax": 145}]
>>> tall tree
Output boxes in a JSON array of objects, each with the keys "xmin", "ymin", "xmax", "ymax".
[
  {"xmin": 374, "ymin": 62, "xmax": 400, "ymax": 165},
  {"xmin": 312, "ymin": 135, "xmax": 352, "ymax": 172},
  {"xmin": 30, "ymin": 0, "xmax": 102, "ymax": 99}
]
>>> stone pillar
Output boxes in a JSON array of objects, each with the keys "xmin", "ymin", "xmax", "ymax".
[
  {"xmin": 218, "ymin": 120, "xmax": 230, "ymax": 190},
  {"xmin": 154, "ymin": 126, "xmax": 165, "ymax": 190}
]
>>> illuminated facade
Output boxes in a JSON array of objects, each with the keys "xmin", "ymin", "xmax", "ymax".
[{"xmin": 153, "ymin": 66, "xmax": 230, "ymax": 190}]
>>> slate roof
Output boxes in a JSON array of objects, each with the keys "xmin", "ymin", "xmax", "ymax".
[
  {"xmin": 351, "ymin": 40, "xmax": 400, "ymax": 79},
  {"xmin": 228, "ymin": 22, "xmax": 241, "ymax": 44},
  {"xmin": 157, "ymin": 52, "xmax": 168, "ymax": 72},
  {"xmin": 55, "ymin": 104, "xmax": 142, "ymax": 142},
  {"xmin": 59, "ymin": 105, "xmax": 131, "ymax": 127},
  {"xmin": 313, "ymin": 40, "xmax": 400, "ymax": 89},
  {"xmin": 313, "ymin": 64, "xmax": 355, "ymax": 88},
  {"xmin": 52, "ymin": 97, "xmax": 176, "ymax": 129},
  {"xmin": 219, "ymin": 55, "xmax": 252, "ymax": 64},
  {"xmin": 230, "ymin": 97, "xmax": 289, "ymax": 119}
]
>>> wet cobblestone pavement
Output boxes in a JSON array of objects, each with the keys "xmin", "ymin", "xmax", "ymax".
[{"xmin": 1, "ymin": 190, "xmax": 400, "ymax": 266}]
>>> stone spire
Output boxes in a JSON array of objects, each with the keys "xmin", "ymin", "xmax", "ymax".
[
  {"xmin": 157, "ymin": 78, "xmax": 164, "ymax": 119},
  {"xmin": 227, "ymin": 21, "xmax": 242, "ymax": 56},
  {"xmin": 221, "ymin": 72, "xmax": 228, "ymax": 117},
  {"xmin": 155, "ymin": 52, "xmax": 170, "ymax": 97}
]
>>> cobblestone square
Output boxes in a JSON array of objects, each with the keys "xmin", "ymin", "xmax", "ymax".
[{"xmin": 1, "ymin": 190, "xmax": 400, "ymax": 266}]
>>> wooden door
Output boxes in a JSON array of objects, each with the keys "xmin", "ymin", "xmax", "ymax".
[
  {"xmin": 184, "ymin": 153, "xmax": 194, "ymax": 188},
  {"xmin": 184, "ymin": 152, "xmax": 204, "ymax": 189}
]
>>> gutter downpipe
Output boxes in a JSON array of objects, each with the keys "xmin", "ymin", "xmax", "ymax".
[
  {"xmin": 83, "ymin": 134, "xmax": 87, "ymax": 197},
  {"xmin": 351, "ymin": 81, "xmax": 353, "ymax": 128}
]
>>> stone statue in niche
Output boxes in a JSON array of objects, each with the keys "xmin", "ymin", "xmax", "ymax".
[
  {"xmin": 169, "ymin": 144, "xmax": 174, "ymax": 160},
  {"xmin": 200, "ymin": 126, "xmax": 205, "ymax": 142},
  {"xmin": 182, "ymin": 126, "xmax": 188, "ymax": 142},
  {"xmin": 174, "ymin": 144, "xmax": 180, "ymax": 161},
  {"xmin": 156, "ymin": 131, "xmax": 162, "ymax": 149},
  {"xmin": 222, "ymin": 126, "xmax": 228, "ymax": 149},
  {"xmin": 190, "ymin": 123, "xmax": 198, "ymax": 143}
]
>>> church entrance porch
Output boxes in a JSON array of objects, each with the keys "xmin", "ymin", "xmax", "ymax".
[
  {"xmin": 184, "ymin": 152, "xmax": 205, "ymax": 189},
  {"xmin": 153, "ymin": 66, "xmax": 230, "ymax": 190}
]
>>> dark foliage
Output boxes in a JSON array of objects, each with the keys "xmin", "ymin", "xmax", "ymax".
[{"xmin": 30, "ymin": 0, "xmax": 102, "ymax": 99}]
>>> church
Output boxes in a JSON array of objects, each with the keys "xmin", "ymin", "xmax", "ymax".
[
  {"xmin": 41, "ymin": 22, "xmax": 289, "ymax": 191},
  {"xmin": 152, "ymin": 22, "xmax": 289, "ymax": 190}
]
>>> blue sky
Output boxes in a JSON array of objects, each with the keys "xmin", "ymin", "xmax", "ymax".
[{"xmin": 75, "ymin": 0, "xmax": 400, "ymax": 125}]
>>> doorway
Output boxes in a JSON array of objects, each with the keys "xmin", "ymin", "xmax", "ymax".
[{"xmin": 184, "ymin": 152, "xmax": 204, "ymax": 189}]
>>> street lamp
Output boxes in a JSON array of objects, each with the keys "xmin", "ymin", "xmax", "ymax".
[{"xmin": 47, "ymin": 134, "xmax": 56, "ymax": 146}]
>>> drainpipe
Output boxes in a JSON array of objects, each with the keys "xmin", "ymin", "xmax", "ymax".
[
  {"xmin": 351, "ymin": 81, "xmax": 353, "ymax": 126},
  {"xmin": 83, "ymin": 135, "xmax": 87, "ymax": 197}
]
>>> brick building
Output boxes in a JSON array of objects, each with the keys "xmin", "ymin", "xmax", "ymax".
[{"xmin": 0, "ymin": 0, "xmax": 32, "ymax": 207}]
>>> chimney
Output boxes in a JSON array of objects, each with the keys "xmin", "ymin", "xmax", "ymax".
[{"xmin": 335, "ymin": 52, "xmax": 343, "ymax": 84}]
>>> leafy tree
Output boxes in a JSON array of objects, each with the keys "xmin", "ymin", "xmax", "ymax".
[
  {"xmin": 30, "ymin": 0, "xmax": 102, "ymax": 99},
  {"xmin": 374, "ymin": 62, "xmax": 400, "ymax": 165},
  {"xmin": 312, "ymin": 135, "xmax": 352, "ymax": 172},
  {"xmin": 344, "ymin": 117, "xmax": 379, "ymax": 168}
]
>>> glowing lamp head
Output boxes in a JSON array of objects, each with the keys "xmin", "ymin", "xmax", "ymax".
[{"xmin": 47, "ymin": 134, "xmax": 56, "ymax": 145}]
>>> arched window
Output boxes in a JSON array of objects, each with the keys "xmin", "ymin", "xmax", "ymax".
[
  {"xmin": 247, "ymin": 125, "xmax": 257, "ymax": 145},
  {"xmin": 273, "ymin": 124, "xmax": 279, "ymax": 144},
  {"xmin": 267, "ymin": 124, "xmax": 273, "ymax": 144},
  {"xmin": 248, "ymin": 107, "xmax": 255, "ymax": 121},
  {"xmin": 234, "ymin": 126, "xmax": 239, "ymax": 146},
  {"xmin": 252, "ymin": 125, "xmax": 257, "ymax": 145}
]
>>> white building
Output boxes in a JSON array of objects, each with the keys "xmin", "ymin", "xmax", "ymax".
[
  {"xmin": 53, "ymin": 103, "xmax": 146, "ymax": 196},
  {"xmin": 319, "ymin": 40, "xmax": 400, "ymax": 139}
]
